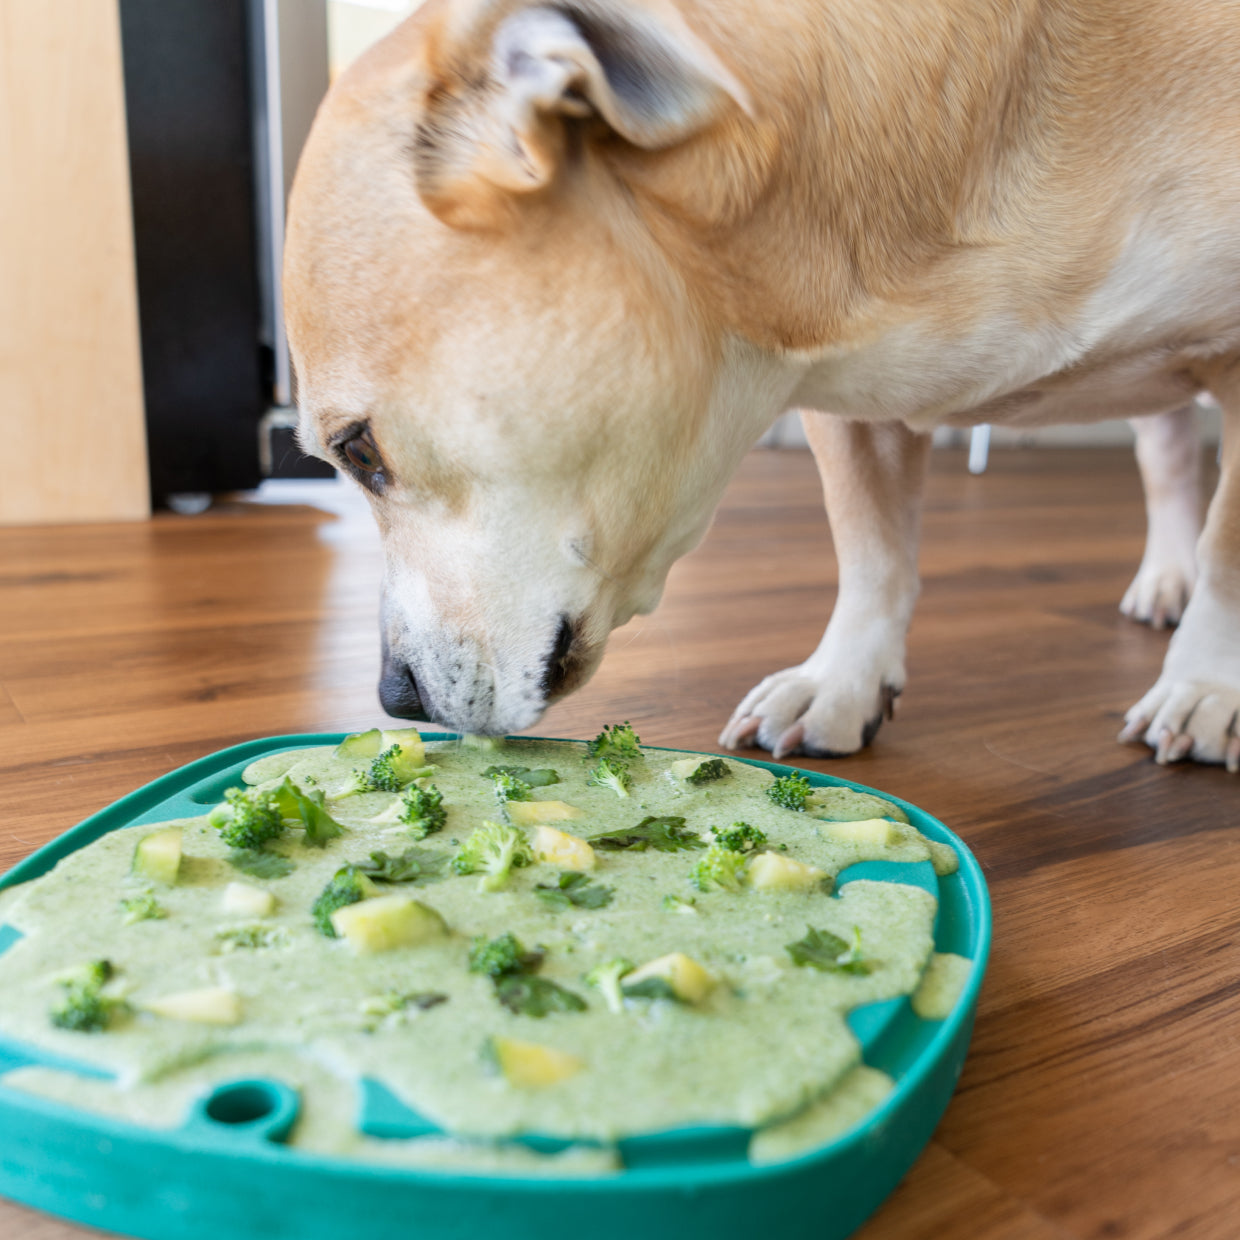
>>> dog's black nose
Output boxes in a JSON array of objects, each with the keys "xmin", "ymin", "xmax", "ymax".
[
  {"xmin": 378, "ymin": 658, "xmax": 426, "ymax": 719},
  {"xmin": 541, "ymin": 614, "xmax": 578, "ymax": 700}
]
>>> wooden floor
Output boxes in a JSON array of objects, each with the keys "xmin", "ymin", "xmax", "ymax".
[{"xmin": 1, "ymin": 446, "xmax": 1236, "ymax": 1240}]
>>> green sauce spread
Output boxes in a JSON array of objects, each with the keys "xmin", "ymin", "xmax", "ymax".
[{"xmin": 0, "ymin": 736, "xmax": 965, "ymax": 1168}]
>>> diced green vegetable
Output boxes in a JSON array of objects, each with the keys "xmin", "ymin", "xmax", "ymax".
[{"xmin": 131, "ymin": 828, "xmax": 183, "ymax": 885}]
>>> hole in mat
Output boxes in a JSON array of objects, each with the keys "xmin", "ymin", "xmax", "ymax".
[{"xmin": 204, "ymin": 1083, "xmax": 282, "ymax": 1126}]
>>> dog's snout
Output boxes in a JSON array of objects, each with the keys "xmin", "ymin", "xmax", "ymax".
[
  {"xmin": 378, "ymin": 658, "xmax": 426, "ymax": 720},
  {"xmin": 540, "ymin": 614, "xmax": 579, "ymax": 701}
]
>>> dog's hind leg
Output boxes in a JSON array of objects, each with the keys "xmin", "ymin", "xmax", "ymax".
[
  {"xmin": 1119, "ymin": 405, "xmax": 1202, "ymax": 629},
  {"xmin": 1121, "ymin": 375, "xmax": 1240, "ymax": 771},
  {"xmin": 720, "ymin": 414, "xmax": 930, "ymax": 759}
]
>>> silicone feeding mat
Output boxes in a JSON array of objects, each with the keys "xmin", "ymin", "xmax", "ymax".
[{"xmin": 0, "ymin": 734, "xmax": 990, "ymax": 1240}]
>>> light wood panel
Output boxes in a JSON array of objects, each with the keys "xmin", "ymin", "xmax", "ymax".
[
  {"xmin": 0, "ymin": 0, "xmax": 148, "ymax": 524},
  {"xmin": 0, "ymin": 446, "xmax": 1236, "ymax": 1239}
]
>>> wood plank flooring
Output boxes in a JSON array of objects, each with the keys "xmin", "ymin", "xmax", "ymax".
[{"xmin": 1, "ymin": 446, "xmax": 1236, "ymax": 1240}]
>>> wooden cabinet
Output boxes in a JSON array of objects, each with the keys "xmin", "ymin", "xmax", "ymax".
[{"xmin": 0, "ymin": 0, "xmax": 149, "ymax": 524}]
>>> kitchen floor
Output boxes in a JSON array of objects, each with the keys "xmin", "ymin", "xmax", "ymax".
[{"xmin": 1, "ymin": 446, "xmax": 1236, "ymax": 1240}]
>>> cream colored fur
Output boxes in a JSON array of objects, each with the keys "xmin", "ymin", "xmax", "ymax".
[{"xmin": 284, "ymin": 0, "xmax": 1240, "ymax": 771}]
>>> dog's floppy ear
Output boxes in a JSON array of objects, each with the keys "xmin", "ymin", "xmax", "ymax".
[{"xmin": 416, "ymin": 0, "xmax": 750, "ymax": 225}]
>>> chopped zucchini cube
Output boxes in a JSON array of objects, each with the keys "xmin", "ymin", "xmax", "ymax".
[
  {"xmin": 622, "ymin": 952, "xmax": 715, "ymax": 1004},
  {"xmin": 530, "ymin": 826, "xmax": 596, "ymax": 871},
  {"xmin": 747, "ymin": 852, "xmax": 827, "ymax": 891},
  {"xmin": 505, "ymin": 800, "xmax": 583, "ymax": 826},
  {"xmin": 488, "ymin": 1036, "xmax": 584, "ymax": 1088},
  {"xmin": 330, "ymin": 895, "xmax": 448, "ymax": 953},
  {"xmin": 335, "ymin": 728, "xmax": 385, "ymax": 759},
  {"xmin": 131, "ymin": 828, "xmax": 182, "ymax": 885},
  {"xmin": 668, "ymin": 758, "xmax": 700, "ymax": 780},
  {"xmin": 144, "ymin": 987, "xmax": 241, "ymax": 1025},
  {"xmin": 221, "ymin": 882, "xmax": 275, "ymax": 917},
  {"xmin": 822, "ymin": 818, "xmax": 894, "ymax": 847},
  {"xmin": 380, "ymin": 727, "xmax": 426, "ymax": 771}
]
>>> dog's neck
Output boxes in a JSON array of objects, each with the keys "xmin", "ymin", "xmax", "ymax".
[{"xmin": 617, "ymin": 0, "xmax": 1070, "ymax": 352}]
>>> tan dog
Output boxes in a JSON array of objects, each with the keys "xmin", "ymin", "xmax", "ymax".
[{"xmin": 284, "ymin": 0, "xmax": 1240, "ymax": 772}]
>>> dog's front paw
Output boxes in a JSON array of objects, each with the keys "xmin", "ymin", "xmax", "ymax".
[
  {"xmin": 719, "ymin": 662, "xmax": 900, "ymax": 760},
  {"xmin": 1118, "ymin": 555, "xmax": 1195, "ymax": 629},
  {"xmin": 1120, "ymin": 675, "xmax": 1240, "ymax": 772}
]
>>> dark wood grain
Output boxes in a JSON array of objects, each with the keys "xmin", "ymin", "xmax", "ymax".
[{"xmin": 1, "ymin": 446, "xmax": 1235, "ymax": 1240}]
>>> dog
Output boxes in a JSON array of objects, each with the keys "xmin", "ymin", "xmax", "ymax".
[{"xmin": 283, "ymin": 0, "xmax": 1240, "ymax": 773}]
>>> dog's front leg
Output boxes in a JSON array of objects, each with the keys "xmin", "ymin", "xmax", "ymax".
[
  {"xmin": 721, "ymin": 414, "xmax": 931, "ymax": 759},
  {"xmin": 1119, "ymin": 405, "xmax": 1202, "ymax": 629},
  {"xmin": 1121, "ymin": 381, "xmax": 1240, "ymax": 771}
]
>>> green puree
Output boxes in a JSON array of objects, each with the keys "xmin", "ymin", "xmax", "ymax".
[{"xmin": 0, "ymin": 736, "xmax": 960, "ymax": 1167}]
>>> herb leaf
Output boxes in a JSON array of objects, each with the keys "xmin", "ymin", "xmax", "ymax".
[
  {"xmin": 482, "ymin": 765, "xmax": 560, "ymax": 788},
  {"xmin": 356, "ymin": 847, "xmax": 447, "ymax": 884},
  {"xmin": 270, "ymin": 776, "xmax": 346, "ymax": 845},
  {"xmin": 620, "ymin": 976, "xmax": 679, "ymax": 1001},
  {"xmin": 227, "ymin": 848, "xmax": 295, "ymax": 880},
  {"xmin": 535, "ymin": 871, "xmax": 614, "ymax": 911},
  {"xmin": 785, "ymin": 926, "xmax": 873, "ymax": 975},
  {"xmin": 589, "ymin": 816, "xmax": 706, "ymax": 853},
  {"xmin": 494, "ymin": 975, "xmax": 588, "ymax": 1017}
]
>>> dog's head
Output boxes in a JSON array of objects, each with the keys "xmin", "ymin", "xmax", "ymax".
[{"xmin": 284, "ymin": 0, "xmax": 784, "ymax": 733}]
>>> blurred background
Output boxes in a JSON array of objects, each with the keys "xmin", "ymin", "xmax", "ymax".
[{"xmin": 0, "ymin": 0, "xmax": 1221, "ymax": 526}]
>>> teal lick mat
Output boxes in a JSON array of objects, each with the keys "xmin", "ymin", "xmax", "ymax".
[{"xmin": 0, "ymin": 734, "xmax": 991, "ymax": 1240}]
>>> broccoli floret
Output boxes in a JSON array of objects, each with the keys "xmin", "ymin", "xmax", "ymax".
[
  {"xmin": 399, "ymin": 782, "xmax": 446, "ymax": 838},
  {"xmin": 710, "ymin": 821, "xmax": 768, "ymax": 853},
  {"xmin": 119, "ymin": 892, "xmax": 166, "ymax": 925},
  {"xmin": 358, "ymin": 744, "xmax": 409, "ymax": 793},
  {"xmin": 587, "ymin": 756, "xmax": 631, "ymax": 798},
  {"xmin": 584, "ymin": 957, "xmax": 635, "ymax": 1014},
  {"xmin": 208, "ymin": 787, "xmax": 285, "ymax": 850},
  {"xmin": 586, "ymin": 722, "xmax": 642, "ymax": 765},
  {"xmin": 686, "ymin": 758, "xmax": 729, "ymax": 785},
  {"xmin": 450, "ymin": 822, "xmax": 533, "ymax": 892},
  {"xmin": 689, "ymin": 843, "xmax": 749, "ymax": 893},
  {"xmin": 468, "ymin": 932, "xmax": 544, "ymax": 978},
  {"xmin": 49, "ymin": 961, "xmax": 126, "ymax": 1033},
  {"xmin": 490, "ymin": 770, "xmax": 534, "ymax": 809},
  {"xmin": 767, "ymin": 772, "xmax": 813, "ymax": 812},
  {"xmin": 311, "ymin": 865, "xmax": 376, "ymax": 937}
]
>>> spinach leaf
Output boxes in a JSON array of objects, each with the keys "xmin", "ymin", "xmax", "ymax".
[
  {"xmin": 534, "ymin": 871, "xmax": 614, "ymax": 911},
  {"xmin": 227, "ymin": 848, "xmax": 295, "ymax": 880},
  {"xmin": 589, "ymin": 816, "xmax": 706, "ymax": 853},
  {"xmin": 494, "ymin": 975, "xmax": 588, "ymax": 1017}
]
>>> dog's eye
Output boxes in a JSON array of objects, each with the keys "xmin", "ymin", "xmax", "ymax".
[{"xmin": 342, "ymin": 430, "xmax": 383, "ymax": 475}]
